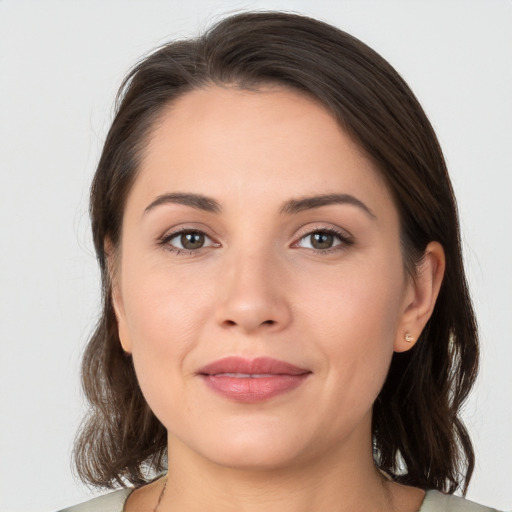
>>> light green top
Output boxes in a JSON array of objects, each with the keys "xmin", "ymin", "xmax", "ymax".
[{"xmin": 57, "ymin": 488, "xmax": 500, "ymax": 512}]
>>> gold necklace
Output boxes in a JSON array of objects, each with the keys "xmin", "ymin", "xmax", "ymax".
[
  {"xmin": 153, "ymin": 474, "xmax": 393, "ymax": 512},
  {"xmin": 153, "ymin": 477, "xmax": 168, "ymax": 512}
]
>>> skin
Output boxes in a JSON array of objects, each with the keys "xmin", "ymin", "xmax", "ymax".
[{"xmin": 112, "ymin": 86, "xmax": 445, "ymax": 512}]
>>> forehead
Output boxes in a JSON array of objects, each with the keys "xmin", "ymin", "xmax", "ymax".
[{"xmin": 129, "ymin": 85, "xmax": 394, "ymax": 219}]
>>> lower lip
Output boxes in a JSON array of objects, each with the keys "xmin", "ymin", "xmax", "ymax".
[{"xmin": 201, "ymin": 374, "xmax": 310, "ymax": 403}]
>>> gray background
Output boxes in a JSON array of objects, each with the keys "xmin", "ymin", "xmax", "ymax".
[{"xmin": 0, "ymin": 1, "xmax": 510, "ymax": 510}]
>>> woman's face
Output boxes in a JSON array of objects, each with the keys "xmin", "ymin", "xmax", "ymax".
[{"xmin": 113, "ymin": 86, "xmax": 420, "ymax": 470}]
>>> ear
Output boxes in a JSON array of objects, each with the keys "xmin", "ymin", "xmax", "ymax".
[
  {"xmin": 105, "ymin": 238, "xmax": 133, "ymax": 354},
  {"xmin": 394, "ymin": 241, "xmax": 445, "ymax": 353}
]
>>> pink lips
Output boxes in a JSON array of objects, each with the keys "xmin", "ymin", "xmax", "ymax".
[{"xmin": 197, "ymin": 357, "xmax": 311, "ymax": 403}]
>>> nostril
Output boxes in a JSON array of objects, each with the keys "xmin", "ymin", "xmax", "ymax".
[{"xmin": 223, "ymin": 319, "xmax": 275, "ymax": 328}]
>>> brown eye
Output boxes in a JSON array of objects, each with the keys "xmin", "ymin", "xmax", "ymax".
[
  {"xmin": 180, "ymin": 232, "xmax": 205, "ymax": 250},
  {"xmin": 296, "ymin": 229, "xmax": 349, "ymax": 252},
  {"xmin": 164, "ymin": 230, "xmax": 216, "ymax": 252},
  {"xmin": 310, "ymin": 232, "xmax": 334, "ymax": 249}
]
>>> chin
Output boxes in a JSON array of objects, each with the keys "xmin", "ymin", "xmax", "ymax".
[
  {"xmin": 180, "ymin": 421, "xmax": 312, "ymax": 471},
  {"xmin": 206, "ymin": 444, "xmax": 303, "ymax": 472}
]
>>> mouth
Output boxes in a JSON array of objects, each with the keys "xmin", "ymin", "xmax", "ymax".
[{"xmin": 197, "ymin": 356, "xmax": 311, "ymax": 403}]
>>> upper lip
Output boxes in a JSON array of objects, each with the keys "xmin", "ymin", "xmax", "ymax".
[{"xmin": 197, "ymin": 356, "xmax": 311, "ymax": 376}]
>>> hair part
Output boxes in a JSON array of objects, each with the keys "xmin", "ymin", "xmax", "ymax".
[{"xmin": 74, "ymin": 11, "xmax": 478, "ymax": 493}]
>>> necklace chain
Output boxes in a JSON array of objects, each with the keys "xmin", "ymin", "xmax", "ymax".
[
  {"xmin": 152, "ymin": 473, "xmax": 392, "ymax": 512},
  {"xmin": 153, "ymin": 477, "xmax": 168, "ymax": 512}
]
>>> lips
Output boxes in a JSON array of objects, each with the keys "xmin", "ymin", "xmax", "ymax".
[{"xmin": 197, "ymin": 356, "xmax": 311, "ymax": 403}]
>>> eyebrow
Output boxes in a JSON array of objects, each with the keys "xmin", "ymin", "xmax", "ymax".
[
  {"xmin": 280, "ymin": 193, "xmax": 376, "ymax": 218},
  {"xmin": 144, "ymin": 193, "xmax": 222, "ymax": 214},
  {"xmin": 144, "ymin": 192, "xmax": 375, "ymax": 219}
]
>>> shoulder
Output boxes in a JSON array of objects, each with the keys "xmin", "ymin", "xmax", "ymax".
[
  {"xmin": 420, "ymin": 490, "xmax": 501, "ymax": 512},
  {"xmin": 56, "ymin": 488, "xmax": 133, "ymax": 512}
]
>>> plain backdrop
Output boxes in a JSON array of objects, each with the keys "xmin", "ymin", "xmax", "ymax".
[{"xmin": 0, "ymin": 1, "xmax": 511, "ymax": 511}]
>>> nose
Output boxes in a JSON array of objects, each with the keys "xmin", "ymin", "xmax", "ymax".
[{"xmin": 214, "ymin": 249, "xmax": 292, "ymax": 334}]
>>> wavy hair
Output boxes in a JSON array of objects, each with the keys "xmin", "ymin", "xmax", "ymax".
[{"xmin": 74, "ymin": 11, "xmax": 478, "ymax": 494}]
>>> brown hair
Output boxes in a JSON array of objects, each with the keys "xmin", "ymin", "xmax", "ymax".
[{"xmin": 74, "ymin": 11, "xmax": 478, "ymax": 494}]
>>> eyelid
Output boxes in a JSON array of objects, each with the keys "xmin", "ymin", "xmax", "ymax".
[
  {"xmin": 158, "ymin": 225, "xmax": 221, "ymax": 254},
  {"xmin": 156, "ymin": 222, "xmax": 353, "ymax": 255},
  {"xmin": 291, "ymin": 224, "xmax": 354, "ymax": 251},
  {"xmin": 294, "ymin": 223, "xmax": 353, "ymax": 240}
]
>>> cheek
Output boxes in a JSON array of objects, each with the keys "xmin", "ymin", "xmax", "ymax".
[
  {"xmin": 119, "ymin": 260, "xmax": 214, "ymax": 422},
  {"xmin": 300, "ymin": 253, "xmax": 404, "ymax": 341},
  {"xmin": 121, "ymin": 243, "xmax": 215, "ymax": 346},
  {"xmin": 298, "ymin": 257, "xmax": 404, "ymax": 405},
  {"xmin": 125, "ymin": 278, "xmax": 197, "ymax": 351}
]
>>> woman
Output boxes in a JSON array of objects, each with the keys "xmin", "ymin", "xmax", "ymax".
[{"xmin": 59, "ymin": 11, "xmax": 498, "ymax": 512}]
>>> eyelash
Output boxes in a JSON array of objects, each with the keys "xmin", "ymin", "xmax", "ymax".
[
  {"xmin": 158, "ymin": 226, "xmax": 354, "ymax": 256},
  {"xmin": 298, "ymin": 227, "xmax": 354, "ymax": 252},
  {"xmin": 158, "ymin": 228, "xmax": 219, "ymax": 256}
]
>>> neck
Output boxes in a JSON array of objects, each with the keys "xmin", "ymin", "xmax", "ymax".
[{"xmin": 160, "ymin": 436, "xmax": 390, "ymax": 512}]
